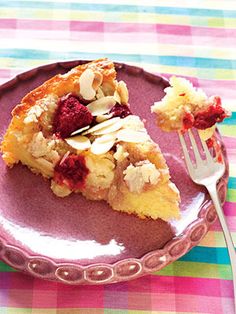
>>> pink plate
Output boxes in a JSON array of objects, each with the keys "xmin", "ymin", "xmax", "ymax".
[{"xmin": 0, "ymin": 61, "xmax": 228, "ymax": 284}]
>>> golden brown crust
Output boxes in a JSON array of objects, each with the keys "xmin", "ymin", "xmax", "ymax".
[{"xmin": 12, "ymin": 58, "xmax": 116, "ymax": 117}]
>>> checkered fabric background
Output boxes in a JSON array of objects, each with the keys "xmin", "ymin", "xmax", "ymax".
[{"xmin": 0, "ymin": 1, "xmax": 236, "ymax": 313}]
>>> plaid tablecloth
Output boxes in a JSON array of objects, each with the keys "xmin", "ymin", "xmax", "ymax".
[{"xmin": 0, "ymin": 1, "xmax": 236, "ymax": 313}]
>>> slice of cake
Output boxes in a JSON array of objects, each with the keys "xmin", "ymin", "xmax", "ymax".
[
  {"xmin": 151, "ymin": 76, "xmax": 230, "ymax": 137},
  {"xmin": 1, "ymin": 59, "xmax": 180, "ymax": 221}
]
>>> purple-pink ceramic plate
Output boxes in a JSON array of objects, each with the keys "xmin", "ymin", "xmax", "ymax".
[{"xmin": 0, "ymin": 61, "xmax": 228, "ymax": 284}]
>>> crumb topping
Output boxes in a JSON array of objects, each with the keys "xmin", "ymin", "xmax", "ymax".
[
  {"xmin": 24, "ymin": 105, "xmax": 44, "ymax": 124},
  {"xmin": 121, "ymin": 115, "xmax": 145, "ymax": 131},
  {"xmin": 23, "ymin": 94, "xmax": 58, "ymax": 125},
  {"xmin": 85, "ymin": 153, "xmax": 115, "ymax": 190},
  {"xmin": 123, "ymin": 160, "xmax": 160, "ymax": 193},
  {"xmin": 113, "ymin": 144, "xmax": 129, "ymax": 162},
  {"xmin": 27, "ymin": 131, "xmax": 60, "ymax": 163}
]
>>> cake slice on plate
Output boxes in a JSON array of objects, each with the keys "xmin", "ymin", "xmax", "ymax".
[{"xmin": 1, "ymin": 59, "xmax": 180, "ymax": 221}]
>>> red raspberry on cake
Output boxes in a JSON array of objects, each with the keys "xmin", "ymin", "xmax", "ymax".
[
  {"xmin": 53, "ymin": 95, "xmax": 93, "ymax": 138},
  {"xmin": 53, "ymin": 153, "xmax": 90, "ymax": 197}
]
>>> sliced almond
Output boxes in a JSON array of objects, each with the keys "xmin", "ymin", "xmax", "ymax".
[
  {"xmin": 122, "ymin": 115, "xmax": 145, "ymax": 131},
  {"xmin": 36, "ymin": 158, "xmax": 54, "ymax": 175},
  {"xmin": 92, "ymin": 71, "xmax": 103, "ymax": 90},
  {"xmin": 101, "ymin": 81, "xmax": 115, "ymax": 96},
  {"xmin": 113, "ymin": 90, "xmax": 121, "ymax": 104},
  {"xmin": 87, "ymin": 96, "xmax": 116, "ymax": 116},
  {"xmin": 95, "ymin": 133, "xmax": 117, "ymax": 143},
  {"xmin": 65, "ymin": 135, "xmax": 91, "ymax": 151},
  {"xmin": 96, "ymin": 87, "xmax": 105, "ymax": 99},
  {"xmin": 117, "ymin": 129, "xmax": 150, "ymax": 143},
  {"xmin": 71, "ymin": 125, "xmax": 90, "ymax": 136},
  {"xmin": 93, "ymin": 120, "xmax": 123, "ymax": 135},
  {"xmin": 60, "ymin": 151, "xmax": 70, "ymax": 165},
  {"xmin": 83, "ymin": 117, "xmax": 121, "ymax": 135},
  {"xmin": 117, "ymin": 81, "xmax": 129, "ymax": 104},
  {"xmin": 96, "ymin": 113, "xmax": 113, "ymax": 123},
  {"xmin": 79, "ymin": 69, "xmax": 96, "ymax": 100},
  {"xmin": 90, "ymin": 137, "xmax": 116, "ymax": 155},
  {"xmin": 51, "ymin": 180, "xmax": 72, "ymax": 197}
]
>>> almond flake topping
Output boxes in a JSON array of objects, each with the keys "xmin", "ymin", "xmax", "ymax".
[
  {"xmin": 86, "ymin": 96, "xmax": 116, "ymax": 116},
  {"xmin": 96, "ymin": 113, "xmax": 113, "ymax": 123},
  {"xmin": 117, "ymin": 81, "xmax": 129, "ymax": 104},
  {"xmin": 123, "ymin": 160, "xmax": 160, "ymax": 193},
  {"xmin": 113, "ymin": 90, "xmax": 121, "ymax": 104},
  {"xmin": 83, "ymin": 117, "xmax": 121, "ymax": 135},
  {"xmin": 92, "ymin": 119, "xmax": 123, "ymax": 135},
  {"xmin": 116, "ymin": 129, "xmax": 150, "ymax": 143},
  {"xmin": 65, "ymin": 135, "xmax": 91, "ymax": 151},
  {"xmin": 92, "ymin": 71, "xmax": 103, "ymax": 90},
  {"xmin": 90, "ymin": 136, "xmax": 116, "ymax": 155},
  {"xmin": 94, "ymin": 133, "xmax": 117, "ymax": 143},
  {"xmin": 65, "ymin": 114, "xmax": 150, "ymax": 154},
  {"xmin": 61, "ymin": 73, "xmax": 150, "ymax": 155},
  {"xmin": 71, "ymin": 125, "xmax": 90, "ymax": 136},
  {"xmin": 60, "ymin": 151, "xmax": 70, "ymax": 165},
  {"xmin": 79, "ymin": 69, "xmax": 96, "ymax": 100},
  {"xmin": 96, "ymin": 87, "xmax": 105, "ymax": 99}
]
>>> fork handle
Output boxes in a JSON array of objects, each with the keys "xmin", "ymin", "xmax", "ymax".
[{"xmin": 207, "ymin": 183, "xmax": 236, "ymax": 314}]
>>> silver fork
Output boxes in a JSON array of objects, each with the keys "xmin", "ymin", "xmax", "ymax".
[{"xmin": 178, "ymin": 129, "xmax": 236, "ymax": 314}]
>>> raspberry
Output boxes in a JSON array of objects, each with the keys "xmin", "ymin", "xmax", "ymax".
[
  {"xmin": 110, "ymin": 103, "xmax": 132, "ymax": 118},
  {"xmin": 53, "ymin": 95, "xmax": 93, "ymax": 138},
  {"xmin": 193, "ymin": 96, "xmax": 228, "ymax": 130},
  {"xmin": 54, "ymin": 154, "xmax": 89, "ymax": 190},
  {"xmin": 206, "ymin": 138, "xmax": 214, "ymax": 148},
  {"xmin": 182, "ymin": 112, "xmax": 194, "ymax": 130}
]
